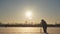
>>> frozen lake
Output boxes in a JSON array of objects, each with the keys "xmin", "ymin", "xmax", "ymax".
[{"xmin": 0, "ymin": 27, "xmax": 60, "ymax": 34}]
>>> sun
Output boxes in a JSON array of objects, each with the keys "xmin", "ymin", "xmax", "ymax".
[
  {"xmin": 26, "ymin": 11, "xmax": 32, "ymax": 17},
  {"xmin": 25, "ymin": 10, "xmax": 32, "ymax": 20}
]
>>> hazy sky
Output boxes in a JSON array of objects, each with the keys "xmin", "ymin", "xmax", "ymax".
[{"xmin": 0, "ymin": 0, "xmax": 60, "ymax": 24}]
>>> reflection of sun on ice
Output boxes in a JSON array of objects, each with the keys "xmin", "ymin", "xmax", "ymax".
[{"xmin": 25, "ymin": 10, "xmax": 32, "ymax": 20}]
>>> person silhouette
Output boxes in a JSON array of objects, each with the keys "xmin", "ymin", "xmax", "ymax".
[{"xmin": 41, "ymin": 19, "xmax": 47, "ymax": 33}]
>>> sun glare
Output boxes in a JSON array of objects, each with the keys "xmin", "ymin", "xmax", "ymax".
[{"xmin": 25, "ymin": 10, "xmax": 32, "ymax": 20}]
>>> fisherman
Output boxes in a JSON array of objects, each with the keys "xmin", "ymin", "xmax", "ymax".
[{"xmin": 41, "ymin": 19, "xmax": 47, "ymax": 33}]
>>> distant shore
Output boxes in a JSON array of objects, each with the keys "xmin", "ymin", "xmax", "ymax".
[{"xmin": 0, "ymin": 23, "xmax": 60, "ymax": 27}]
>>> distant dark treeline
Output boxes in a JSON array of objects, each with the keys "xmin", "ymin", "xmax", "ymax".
[{"xmin": 0, "ymin": 23, "xmax": 60, "ymax": 27}]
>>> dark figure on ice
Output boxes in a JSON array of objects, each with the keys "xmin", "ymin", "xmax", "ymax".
[{"xmin": 41, "ymin": 19, "xmax": 47, "ymax": 33}]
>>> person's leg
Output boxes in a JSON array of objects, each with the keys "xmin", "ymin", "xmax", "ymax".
[
  {"xmin": 44, "ymin": 27, "xmax": 47, "ymax": 33},
  {"xmin": 43, "ymin": 27, "xmax": 45, "ymax": 33},
  {"xmin": 44, "ymin": 28, "xmax": 46, "ymax": 33}
]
